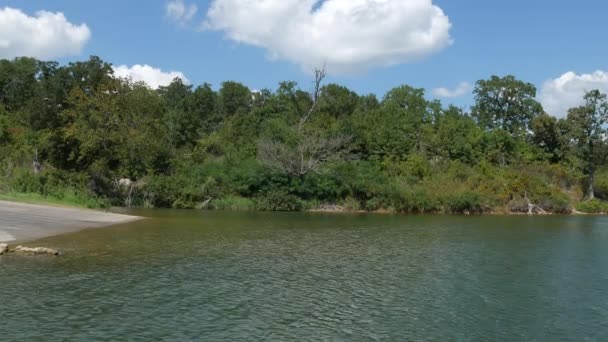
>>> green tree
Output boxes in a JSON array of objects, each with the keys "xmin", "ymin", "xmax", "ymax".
[
  {"xmin": 61, "ymin": 79, "xmax": 125, "ymax": 172},
  {"xmin": 158, "ymin": 77, "xmax": 192, "ymax": 109},
  {"xmin": 357, "ymin": 85, "xmax": 432, "ymax": 160},
  {"xmin": 480, "ymin": 129, "xmax": 517, "ymax": 166},
  {"xmin": 432, "ymin": 105, "xmax": 482, "ymax": 163},
  {"xmin": 566, "ymin": 90, "xmax": 608, "ymax": 200},
  {"xmin": 275, "ymin": 81, "xmax": 312, "ymax": 123},
  {"xmin": 0, "ymin": 55, "xmax": 599, "ymax": 212},
  {"xmin": 472, "ymin": 75, "xmax": 542, "ymax": 135},
  {"xmin": 0, "ymin": 57, "xmax": 38, "ymax": 113},
  {"xmin": 61, "ymin": 79, "xmax": 169, "ymax": 178},
  {"xmin": 66, "ymin": 56, "xmax": 114, "ymax": 93},
  {"xmin": 119, "ymin": 83, "xmax": 171, "ymax": 177},
  {"xmin": 0, "ymin": 105, "xmax": 10, "ymax": 144},
  {"xmin": 531, "ymin": 113, "xmax": 568, "ymax": 163},
  {"xmin": 187, "ymin": 83, "xmax": 217, "ymax": 134},
  {"xmin": 29, "ymin": 61, "xmax": 69, "ymax": 130},
  {"xmin": 317, "ymin": 83, "xmax": 359, "ymax": 119},
  {"xmin": 158, "ymin": 78, "xmax": 195, "ymax": 147},
  {"xmin": 218, "ymin": 81, "xmax": 251, "ymax": 117}
]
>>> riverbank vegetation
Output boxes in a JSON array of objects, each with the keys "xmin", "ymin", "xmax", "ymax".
[{"xmin": 1, "ymin": 56, "xmax": 608, "ymax": 213}]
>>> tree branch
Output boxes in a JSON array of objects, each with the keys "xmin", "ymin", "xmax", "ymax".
[{"xmin": 298, "ymin": 66, "xmax": 326, "ymax": 130}]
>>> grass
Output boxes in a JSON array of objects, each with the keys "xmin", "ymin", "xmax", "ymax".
[
  {"xmin": 575, "ymin": 199, "xmax": 608, "ymax": 214},
  {"xmin": 0, "ymin": 191, "xmax": 108, "ymax": 209},
  {"xmin": 209, "ymin": 196, "xmax": 256, "ymax": 211}
]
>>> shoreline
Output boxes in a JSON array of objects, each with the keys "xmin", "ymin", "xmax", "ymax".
[
  {"xmin": 0, "ymin": 198, "xmax": 601, "ymax": 246},
  {"xmin": 0, "ymin": 200, "xmax": 142, "ymax": 244},
  {"xmin": 306, "ymin": 206, "xmax": 599, "ymax": 216}
]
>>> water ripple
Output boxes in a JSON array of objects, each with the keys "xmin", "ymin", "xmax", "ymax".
[{"xmin": 1, "ymin": 213, "xmax": 608, "ymax": 340}]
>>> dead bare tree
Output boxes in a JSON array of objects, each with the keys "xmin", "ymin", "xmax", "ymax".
[
  {"xmin": 298, "ymin": 66, "xmax": 326, "ymax": 131},
  {"xmin": 524, "ymin": 191, "xmax": 548, "ymax": 215},
  {"xmin": 258, "ymin": 64, "xmax": 352, "ymax": 177},
  {"xmin": 259, "ymin": 134, "xmax": 352, "ymax": 177}
]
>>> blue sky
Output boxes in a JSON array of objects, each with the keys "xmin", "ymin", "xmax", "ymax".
[{"xmin": 1, "ymin": 0, "xmax": 607, "ymax": 115}]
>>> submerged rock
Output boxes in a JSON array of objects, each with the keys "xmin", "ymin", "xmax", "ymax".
[
  {"xmin": 12, "ymin": 246, "xmax": 59, "ymax": 256},
  {"xmin": 0, "ymin": 243, "xmax": 7, "ymax": 255}
]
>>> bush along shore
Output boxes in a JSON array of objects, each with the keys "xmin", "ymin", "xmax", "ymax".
[{"xmin": 1, "ymin": 57, "xmax": 608, "ymax": 214}]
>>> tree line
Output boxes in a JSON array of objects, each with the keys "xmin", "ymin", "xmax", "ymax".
[{"xmin": 1, "ymin": 56, "xmax": 607, "ymax": 213}]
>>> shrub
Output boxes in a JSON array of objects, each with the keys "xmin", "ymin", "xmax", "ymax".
[
  {"xmin": 210, "ymin": 196, "xmax": 256, "ymax": 211},
  {"xmin": 296, "ymin": 172, "xmax": 348, "ymax": 202},
  {"xmin": 256, "ymin": 190, "xmax": 302, "ymax": 211},
  {"xmin": 444, "ymin": 191, "xmax": 485, "ymax": 214},
  {"xmin": 363, "ymin": 197, "xmax": 384, "ymax": 211},
  {"xmin": 342, "ymin": 197, "xmax": 361, "ymax": 211},
  {"xmin": 576, "ymin": 199, "xmax": 608, "ymax": 214},
  {"xmin": 593, "ymin": 170, "xmax": 608, "ymax": 200},
  {"xmin": 537, "ymin": 191, "xmax": 571, "ymax": 214},
  {"xmin": 403, "ymin": 154, "xmax": 431, "ymax": 180},
  {"xmin": 7, "ymin": 168, "xmax": 108, "ymax": 208},
  {"xmin": 382, "ymin": 186, "xmax": 440, "ymax": 213},
  {"xmin": 172, "ymin": 198, "xmax": 196, "ymax": 209}
]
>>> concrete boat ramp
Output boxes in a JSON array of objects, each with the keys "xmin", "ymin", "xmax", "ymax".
[{"xmin": 0, "ymin": 200, "xmax": 141, "ymax": 243}]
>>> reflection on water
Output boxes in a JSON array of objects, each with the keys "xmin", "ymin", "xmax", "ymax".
[{"xmin": 1, "ymin": 211, "xmax": 608, "ymax": 340}]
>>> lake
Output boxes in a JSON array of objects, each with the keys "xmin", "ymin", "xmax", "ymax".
[{"xmin": 1, "ymin": 211, "xmax": 608, "ymax": 340}]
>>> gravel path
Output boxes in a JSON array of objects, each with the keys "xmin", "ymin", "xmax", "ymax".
[{"xmin": 0, "ymin": 200, "xmax": 141, "ymax": 243}]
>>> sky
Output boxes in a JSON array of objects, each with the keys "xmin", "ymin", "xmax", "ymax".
[{"xmin": 1, "ymin": 0, "xmax": 607, "ymax": 117}]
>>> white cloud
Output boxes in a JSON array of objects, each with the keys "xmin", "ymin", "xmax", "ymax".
[
  {"xmin": 432, "ymin": 82, "xmax": 471, "ymax": 98},
  {"xmin": 539, "ymin": 71, "xmax": 608, "ymax": 117},
  {"xmin": 166, "ymin": 0, "xmax": 198, "ymax": 25},
  {"xmin": 204, "ymin": 0, "xmax": 452, "ymax": 74},
  {"xmin": 113, "ymin": 64, "xmax": 190, "ymax": 89},
  {"xmin": 0, "ymin": 7, "xmax": 90, "ymax": 60}
]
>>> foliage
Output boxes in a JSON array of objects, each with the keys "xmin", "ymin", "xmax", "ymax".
[
  {"xmin": 209, "ymin": 196, "xmax": 256, "ymax": 211},
  {"xmin": 256, "ymin": 190, "xmax": 303, "ymax": 211},
  {"xmin": 6, "ymin": 168, "xmax": 108, "ymax": 208},
  {"xmin": 576, "ymin": 199, "xmax": 608, "ymax": 214},
  {"xmin": 0, "ymin": 56, "xmax": 605, "ymax": 213},
  {"xmin": 472, "ymin": 75, "xmax": 542, "ymax": 135},
  {"xmin": 566, "ymin": 90, "xmax": 608, "ymax": 199}
]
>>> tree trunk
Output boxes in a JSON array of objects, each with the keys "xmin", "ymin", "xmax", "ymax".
[
  {"xmin": 587, "ymin": 140, "xmax": 595, "ymax": 201},
  {"xmin": 32, "ymin": 148, "xmax": 42, "ymax": 174},
  {"xmin": 588, "ymin": 168, "xmax": 595, "ymax": 201}
]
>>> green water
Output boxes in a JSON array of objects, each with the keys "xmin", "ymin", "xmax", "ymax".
[{"xmin": 1, "ymin": 211, "xmax": 608, "ymax": 341}]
